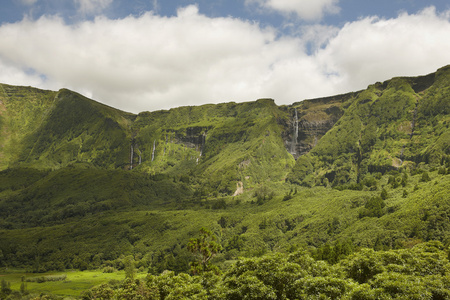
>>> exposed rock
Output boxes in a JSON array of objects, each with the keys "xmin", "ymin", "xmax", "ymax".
[
  {"xmin": 283, "ymin": 92, "xmax": 357, "ymax": 159},
  {"xmin": 233, "ymin": 181, "xmax": 244, "ymax": 196},
  {"xmin": 173, "ymin": 126, "xmax": 210, "ymax": 151}
]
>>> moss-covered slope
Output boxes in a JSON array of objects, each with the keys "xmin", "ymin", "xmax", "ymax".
[
  {"xmin": 0, "ymin": 85, "xmax": 136, "ymax": 170},
  {"xmin": 132, "ymin": 99, "xmax": 295, "ymax": 193}
]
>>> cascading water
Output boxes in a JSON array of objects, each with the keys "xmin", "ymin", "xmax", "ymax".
[
  {"xmin": 137, "ymin": 148, "xmax": 142, "ymax": 165},
  {"xmin": 290, "ymin": 108, "xmax": 299, "ymax": 155},
  {"xmin": 197, "ymin": 132, "xmax": 206, "ymax": 164},
  {"xmin": 130, "ymin": 145, "xmax": 134, "ymax": 170},
  {"xmin": 151, "ymin": 140, "xmax": 156, "ymax": 162}
]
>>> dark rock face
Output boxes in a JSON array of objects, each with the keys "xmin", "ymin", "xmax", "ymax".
[
  {"xmin": 283, "ymin": 92, "xmax": 357, "ymax": 159},
  {"xmin": 171, "ymin": 126, "xmax": 211, "ymax": 155},
  {"xmin": 295, "ymin": 118, "xmax": 340, "ymax": 157}
]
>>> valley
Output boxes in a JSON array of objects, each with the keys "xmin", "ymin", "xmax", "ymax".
[{"xmin": 0, "ymin": 65, "xmax": 449, "ymax": 299}]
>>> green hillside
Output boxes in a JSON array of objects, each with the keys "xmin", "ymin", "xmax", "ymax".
[
  {"xmin": 288, "ymin": 65, "xmax": 450, "ymax": 187},
  {"xmin": 0, "ymin": 66, "xmax": 449, "ymax": 298}
]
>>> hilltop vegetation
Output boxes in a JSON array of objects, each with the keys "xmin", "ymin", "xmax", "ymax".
[{"xmin": 0, "ymin": 66, "xmax": 449, "ymax": 298}]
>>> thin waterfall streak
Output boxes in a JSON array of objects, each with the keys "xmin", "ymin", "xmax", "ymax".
[
  {"xmin": 130, "ymin": 145, "xmax": 134, "ymax": 170},
  {"xmin": 138, "ymin": 149, "xmax": 142, "ymax": 165},
  {"xmin": 151, "ymin": 140, "xmax": 156, "ymax": 162},
  {"xmin": 290, "ymin": 108, "xmax": 298, "ymax": 155}
]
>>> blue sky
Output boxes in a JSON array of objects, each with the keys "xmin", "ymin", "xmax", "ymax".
[{"xmin": 0, "ymin": 0, "xmax": 449, "ymax": 112}]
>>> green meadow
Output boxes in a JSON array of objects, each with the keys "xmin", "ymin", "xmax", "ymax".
[{"xmin": 0, "ymin": 269, "xmax": 147, "ymax": 298}]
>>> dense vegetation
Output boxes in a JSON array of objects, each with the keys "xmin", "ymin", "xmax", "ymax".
[
  {"xmin": 78, "ymin": 241, "xmax": 450, "ymax": 300},
  {"xmin": 2, "ymin": 240, "xmax": 449, "ymax": 299},
  {"xmin": 0, "ymin": 65, "xmax": 449, "ymax": 298}
]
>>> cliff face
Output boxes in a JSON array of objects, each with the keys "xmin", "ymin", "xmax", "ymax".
[
  {"xmin": 1, "ymin": 65, "xmax": 448, "ymax": 190},
  {"xmin": 287, "ymin": 65, "xmax": 450, "ymax": 187},
  {"xmin": 129, "ymin": 98, "xmax": 295, "ymax": 192},
  {"xmin": 283, "ymin": 92, "xmax": 358, "ymax": 159}
]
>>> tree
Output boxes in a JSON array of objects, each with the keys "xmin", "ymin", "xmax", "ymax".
[
  {"xmin": 81, "ymin": 283, "xmax": 115, "ymax": 300},
  {"xmin": 20, "ymin": 276, "xmax": 28, "ymax": 296},
  {"xmin": 359, "ymin": 196, "xmax": 386, "ymax": 218},
  {"xmin": 187, "ymin": 227, "xmax": 222, "ymax": 275},
  {"xmin": 0, "ymin": 279, "xmax": 11, "ymax": 298},
  {"xmin": 401, "ymin": 172, "xmax": 408, "ymax": 187},
  {"xmin": 146, "ymin": 271, "xmax": 207, "ymax": 300},
  {"xmin": 124, "ymin": 256, "xmax": 136, "ymax": 280},
  {"xmin": 420, "ymin": 171, "xmax": 431, "ymax": 182}
]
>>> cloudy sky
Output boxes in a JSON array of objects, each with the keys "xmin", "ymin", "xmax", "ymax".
[{"xmin": 0, "ymin": 0, "xmax": 449, "ymax": 113}]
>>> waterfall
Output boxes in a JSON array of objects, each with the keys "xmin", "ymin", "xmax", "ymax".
[
  {"xmin": 200, "ymin": 132, "xmax": 206, "ymax": 157},
  {"xmin": 290, "ymin": 108, "xmax": 299, "ymax": 155},
  {"xmin": 130, "ymin": 145, "xmax": 134, "ymax": 170},
  {"xmin": 151, "ymin": 140, "xmax": 156, "ymax": 162},
  {"xmin": 137, "ymin": 148, "xmax": 142, "ymax": 165}
]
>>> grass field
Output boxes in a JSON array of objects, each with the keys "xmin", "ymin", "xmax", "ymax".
[{"xmin": 0, "ymin": 269, "xmax": 146, "ymax": 298}]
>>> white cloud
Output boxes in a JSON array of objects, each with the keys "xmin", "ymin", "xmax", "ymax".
[
  {"xmin": 75, "ymin": 0, "xmax": 113, "ymax": 15},
  {"xmin": 317, "ymin": 6, "xmax": 450, "ymax": 91},
  {"xmin": 247, "ymin": 0, "xmax": 340, "ymax": 21},
  {"xmin": 0, "ymin": 58, "xmax": 45, "ymax": 87},
  {"xmin": 0, "ymin": 6, "xmax": 449, "ymax": 113}
]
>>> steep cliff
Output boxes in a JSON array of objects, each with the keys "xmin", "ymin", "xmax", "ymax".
[
  {"xmin": 287, "ymin": 65, "xmax": 450, "ymax": 187},
  {"xmin": 282, "ymin": 92, "xmax": 358, "ymax": 159},
  {"xmin": 132, "ymin": 99, "xmax": 294, "ymax": 193},
  {"xmin": 0, "ymin": 65, "xmax": 448, "ymax": 191}
]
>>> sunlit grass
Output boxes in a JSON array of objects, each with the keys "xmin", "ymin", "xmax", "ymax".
[{"xmin": 1, "ymin": 269, "xmax": 147, "ymax": 297}]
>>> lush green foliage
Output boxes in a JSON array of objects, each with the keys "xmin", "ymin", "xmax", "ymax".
[
  {"xmin": 0, "ymin": 66, "xmax": 449, "ymax": 298},
  {"xmin": 187, "ymin": 228, "xmax": 223, "ymax": 275},
  {"xmin": 288, "ymin": 65, "xmax": 450, "ymax": 187},
  {"xmin": 10, "ymin": 241, "xmax": 444, "ymax": 299}
]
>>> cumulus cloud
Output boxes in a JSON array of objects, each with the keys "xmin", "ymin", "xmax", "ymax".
[
  {"xmin": 247, "ymin": 0, "xmax": 340, "ymax": 21},
  {"xmin": 317, "ymin": 6, "xmax": 450, "ymax": 91},
  {"xmin": 0, "ymin": 5, "xmax": 449, "ymax": 113}
]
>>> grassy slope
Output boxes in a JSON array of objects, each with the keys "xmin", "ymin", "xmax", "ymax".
[
  {"xmin": 0, "ymin": 84, "xmax": 57, "ymax": 170},
  {"xmin": 18, "ymin": 89, "xmax": 136, "ymax": 170},
  {"xmin": 132, "ymin": 98, "xmax": 295, "ymax": 193},
  {"xmin": 0, "ymin": 85, "xmax": 136, "ymax": 171},
  {"xmin": 1, "ymin": 168, "xmax": 448, "ymax": 271}
]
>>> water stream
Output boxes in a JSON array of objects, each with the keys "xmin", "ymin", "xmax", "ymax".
[
  {"xmin": 130, "ymin": 145, "xmax": 134, "ymax": 170},
  {"xmin": 290, "ymin": 108, "xmax": 298, "ymax": 155},
  {"xmin": 151, "ymin": 140, "xmax": 156, "ymax": 162}
]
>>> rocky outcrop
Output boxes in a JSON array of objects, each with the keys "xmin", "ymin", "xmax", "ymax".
[
  {"xmin": 171, "ymin": 126, "xmax": 209, "ymax": 150},
  {"xmin": 284, "ymin": 92, "xmax": 358, "ymax": 159}
]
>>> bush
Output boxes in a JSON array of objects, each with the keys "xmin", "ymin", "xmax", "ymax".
[
  {"xmin": 420, "ymin": 172, "xmax": 431, "ymax": 182},
  {"xmin": 26, "ymin": 275, "xmax": 67, "ymax": 283},
  {"xmin": 359, "ymin": 197, "xmax": 385, "ymax": 218},
  {"xmin": 102, "ymin": 266, "xmax": 116, "ymax": 273}
]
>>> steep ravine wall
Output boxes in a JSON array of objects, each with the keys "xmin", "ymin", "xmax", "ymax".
[{"xmin": 283, "ymin": 92, "xmax": 360, "ymax": 159}]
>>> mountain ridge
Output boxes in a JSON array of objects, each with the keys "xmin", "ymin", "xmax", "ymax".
[
  {"xmin": 0, "ymin": 65, "xmax": 449, "ymax": 275},
  {"xmin": 1, "ymin": 66, "xmax": 449, "ymax": 190}
]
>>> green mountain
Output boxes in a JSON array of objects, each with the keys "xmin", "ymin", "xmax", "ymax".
[
  {"xmin": 288, "ymin": 66, "xmax": 449, "ymax": 187},
  {"xmin": 0, "ymin": 66, "xmax": 449, "ymax": 275}
]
